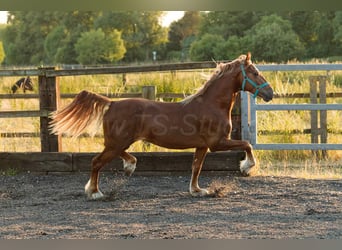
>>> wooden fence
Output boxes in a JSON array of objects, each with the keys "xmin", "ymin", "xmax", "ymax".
[
  {"xmin": 0, "ymin": 151, "xmax": 246, "ymax": 174},
  {"xmin": 1, "ymin": 62, "xmax": 342, "ymax": 153}
]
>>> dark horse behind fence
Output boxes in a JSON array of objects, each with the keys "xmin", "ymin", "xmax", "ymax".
[
  {"xmin": 50, "ymin": 53, "xmax": 273, "ymax": 200},
  {"xmin": 11, "ymin": 76, "xmax": 34, "ymax": 94}
]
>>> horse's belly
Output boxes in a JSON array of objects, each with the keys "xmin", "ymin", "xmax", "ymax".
[
  {"xmin": 140, "ymin": 123, "xmax": 204, "ymax": 149},
  {"xmin": 145, "ymin": 134, "xmax": 205, "ymax": 149},
  {"xmin": 140, "ymin": 115, "xmax": 225, "ymax": 149}
]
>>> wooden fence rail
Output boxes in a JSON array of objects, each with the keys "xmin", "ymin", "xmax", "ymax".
[{"xmin": 0, "ymin": 151, "xmax": 245, "ymax": 174}]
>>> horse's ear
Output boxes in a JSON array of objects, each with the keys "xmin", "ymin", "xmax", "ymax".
[{"xmin": 246, "ymin": 52, "xmax": 252, "ymax": 62}]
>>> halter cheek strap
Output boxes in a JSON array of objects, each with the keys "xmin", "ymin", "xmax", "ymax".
[{"xmin": 240, "ymin": 64, "xmax": 269, "ymax": 98}]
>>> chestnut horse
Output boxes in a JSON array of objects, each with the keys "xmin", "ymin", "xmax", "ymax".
[{"xmin": 50, "ymin": 53, "xmax": 273, "ymax": 200}]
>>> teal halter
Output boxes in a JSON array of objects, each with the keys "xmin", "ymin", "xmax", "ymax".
[{"xmin": 240, "ymin": 64, "xmax": 269, "ymax": 98}]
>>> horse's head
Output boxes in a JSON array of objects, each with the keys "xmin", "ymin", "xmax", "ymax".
[
  {"xmin": 11, "ymin": 77, "xmax": 34, "ymax": 94},
  {"xmin": 237, "ymin": 52, "xmax": 273, "ymax": 102},
  {"xmin": 23, "ymin": 76, "xmax": 34, "ymax": 92}
]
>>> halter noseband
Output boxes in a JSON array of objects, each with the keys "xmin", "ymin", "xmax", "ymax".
[{"xmin": 240, "ymin": 64, "xmax": 269, "ymax": 98}]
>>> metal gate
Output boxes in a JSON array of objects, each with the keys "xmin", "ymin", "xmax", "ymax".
[{"xmin": 240, "ymin": 72, "xmax": 342, "ymax": 151}]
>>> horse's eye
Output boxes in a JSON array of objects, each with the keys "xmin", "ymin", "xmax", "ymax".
[{"xmin": 253, "ymin": 72, "xmax": 259, "ymax": 76}]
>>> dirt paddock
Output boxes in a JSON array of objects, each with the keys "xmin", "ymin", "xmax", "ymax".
[{"xmin": 1, "ymin": 172, "xmax": 341, "ymax": 239}]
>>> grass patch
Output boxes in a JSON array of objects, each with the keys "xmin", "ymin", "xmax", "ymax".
[
  {"xmin": 1, "ymin": 168, "xmax": 19, "ymax": 176},
  {"xmin": 257, "ymin": 159, "xmax": 342, "ymax": 179}
]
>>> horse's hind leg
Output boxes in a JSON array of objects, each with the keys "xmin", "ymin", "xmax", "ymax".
[
  {"xmin": 120, "ymin": 151, "xmax": 137, "ymax": 176},
  {"xmin": 85, "ymin": 147, "xmax": 118, "ymax": 200},
  {"xmin": 211, "ymin": 139, "xmax": 256, "ymax": 176}
]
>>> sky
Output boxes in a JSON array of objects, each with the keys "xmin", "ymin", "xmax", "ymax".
[
  {"xmin": 0, "ymin": 11, "xmax": 7, "ymax": 23},
  {"xmin": 160, "ymin": 11, "xmax": 184, "ymax": 26},
  {"xmin": 0, "ymin": 11, "xmax": 185, "ymax": 26}
]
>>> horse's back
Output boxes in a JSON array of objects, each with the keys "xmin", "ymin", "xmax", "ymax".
[{"xmin": 106, "ymin": 98, "xmax": 181, "ymax": 119}]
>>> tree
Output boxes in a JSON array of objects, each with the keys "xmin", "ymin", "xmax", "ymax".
[
  {"xmin": 216, "ymin": 35, "xmax": 245, "ymax": 60},
  {"xmin": 281, "ymin": 11, "xmax": 341, "ymax": 59},
  {"xmin": 2, "ymin": 11, "xmax": 61, "ymax": 65},
  {"xmin": 95, "ymin": 11, "xmax": 167, "ymax": 61},
  {"xmin": 332, "ymin": 11, "xmax": 342, "ymax": 56},
  {"xmin": 44, "ymin": 26, "xmax": 67, "ymax": 63},
  {"xmin": 189, "ymin": 34, "xmax": 225, "ymax": 61},
  {"xmin": 52, "ymin": 11, "xmax": 100, "ymax": 64},
  {"xmin": 245, "ymin": 14, "xmax": 305, "ymax": 62},
  {"xmin": 190, "ymin": 34, "xmax": 246, "ymax": 61},
  {"xmin": 2, "ymin": 11, "xmax": 167, "ymax": 64},
  {"xmin": 180, "ymin": 35, "xmax": 197, "ymax": 60},
  {"xmin": 308, "ymin": 13, "xmax": 336, "ymax": 58},
  {"xmin": 280, "ymin": 11, "xmax": 321, "ymax": 48},
  {"xmin": 75, "ymin": 29, "xmax": 125, "ymax": 65},
  {"xmin": 167, "ymin": 11, "xmax": 201, "ymax": 53},
  {"xmin": 333, "ymin": 11, "xmax": 342, "ymax": 43},
  {"xmin": 199, "ymin": 11, "xmax": 265, "ymax": 39},
  {"xmin": 2, "ymin": 11, "xmax": 100, "ymax": 65}
]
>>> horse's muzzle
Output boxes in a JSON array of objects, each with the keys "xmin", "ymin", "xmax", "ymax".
[{"xmin": 261, "ymin": 87, "xmax": 273, "ymax": 102}]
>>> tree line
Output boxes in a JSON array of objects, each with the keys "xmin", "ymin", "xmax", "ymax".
[{"xmin": 0, "ymin": 11, "xmax": 341, "ymax": 66}]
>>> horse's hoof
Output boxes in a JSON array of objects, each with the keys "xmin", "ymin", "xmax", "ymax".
[
  {"xmin": 123, "ymin": 161, "xmax": 136, "ymax": 177},
  {"xmin": 85, "ymin": 179, "xmax": 105, "ymax": 200},
  {"xmin": 241, "ymin": 170, "xmax": 251, "ymax": 177},
  {"xmin": 124, "ymin": 169, "xmax": 134, "ymax": 177},
  {"xmin": 87, "ymin": 190, "xmax": 105, "ymax": 200},
  {"xmin": 241, "ymin": 166, "xmax": 258, "ymax": 177},
  {"xmin": 190, "ymin": 188, "xmax": 210, "ymax": 197},
  {"xmin": 240, "ymin": 158, "xmax": 256, "ymax": 177}
]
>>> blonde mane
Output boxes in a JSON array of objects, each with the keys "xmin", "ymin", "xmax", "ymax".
[{"xmin": 181, "ymin": 55, "xmax": 246, "ymax": 105}]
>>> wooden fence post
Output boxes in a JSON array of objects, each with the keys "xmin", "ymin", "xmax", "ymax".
[
  {"xmin": 141, "ymin": 85, "xmax": 156, "ymax": 151},
  {"xmin": 38, "ymin": 67, "xmax": 61, "ymax": 152},
  {"xmin": 309, "ymin": 75, "xmax": 327, "ymax": 159},
  {"xmin": 122, "ymin": 73, "xmax": 127, "ymax": 86},
  {"xmin": 142, "ymin": 85, "xmax": 156, "ymax": 100},
  {"xmin": 318, "ymin": 76, "xmax": 327, "ymax": 159},
  {"xmin": 231, "ymin": 93, "xmax": 241, "ymax": 140}
]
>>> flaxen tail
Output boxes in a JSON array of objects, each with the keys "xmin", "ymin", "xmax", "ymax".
[{"xmin": 49, "ymin": 90, "xmax": 111, "ymax": 138}]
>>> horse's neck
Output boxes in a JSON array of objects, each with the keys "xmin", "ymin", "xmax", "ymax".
[
  {"xmin": 16, "ymin": 79, "xmax": 24, "ymax": 87},
  {"xmin": 201, "ymin": 77, "xmax": 238, "ymax": 113},
  {"xmin": 11, "ymin": 79, "xmax": 24, "ymax": 93}
]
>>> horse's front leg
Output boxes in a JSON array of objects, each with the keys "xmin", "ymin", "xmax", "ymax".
[
  {"xmin": 239, "ymin": 144, "xmax": 256, "ymax": 176},
  {"xmin": 190, "ymin": 147, "xmax": 209, "ymax": 196},
  {"xmin": 210, "ymin": 139, "xmax": 256, "ymax": 176}
]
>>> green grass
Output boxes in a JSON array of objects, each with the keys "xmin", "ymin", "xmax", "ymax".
[{"xmin": 1, "ymin": 167, "xmax": 19, "ymax": 176}]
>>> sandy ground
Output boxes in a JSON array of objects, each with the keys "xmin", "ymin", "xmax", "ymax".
[{"xmin": 1, "ymin": 172, "xmax": 341, "ymax": 239}]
